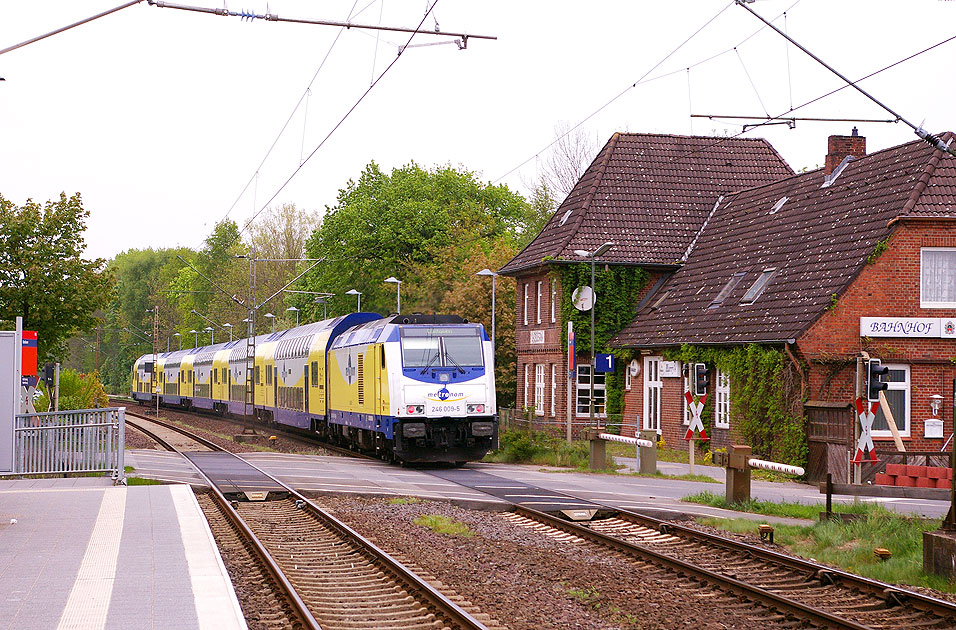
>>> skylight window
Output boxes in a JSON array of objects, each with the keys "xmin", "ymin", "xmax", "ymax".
[
  {"xmin": 741, "ymin": 268, "xmax": 777, "ymax": 304},
  {"xmin": 770, "ymin": 196, "xmax": 788, "ymax": 214},
  {"xmin": 650, "ymin": 291, "xmax": 670, "ymax": 311},
  {"xmin": 708, "ymin": 272, "xmax": 746, "ymax": 309}
]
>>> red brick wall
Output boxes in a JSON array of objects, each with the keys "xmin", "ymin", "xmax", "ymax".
[{"xmin": 798, "ymin": 219, "xmax": 956, "ymax": 450}]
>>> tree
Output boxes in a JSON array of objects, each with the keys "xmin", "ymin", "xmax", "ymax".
[
  {"xmin": 246, "ymin": 203, "xmax": 320, "ymax": 327},
  {"xmin": 540, "ymin": 122, "xmax": 599, "ymax": 204},
  {"xmin": 298, "ymin": 162, "xmax": 534, "ymax": 319},
  {"xmin": 0, "ymin": 193, "xmax": 114, "ymax": 361}
]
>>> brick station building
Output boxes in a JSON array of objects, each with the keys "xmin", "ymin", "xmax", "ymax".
[
  {"xmin": 504, "ymin": 129, "xmax": 956, "ymax": 482},
  {"xmin": 499, "ymin": 132, "xmax": 793, "ymax": 431}
]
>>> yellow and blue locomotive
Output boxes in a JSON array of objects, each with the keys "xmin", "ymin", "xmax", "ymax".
[{"xmin": 132, "ymin": 313, "xmax": 497, "ymax": 464}]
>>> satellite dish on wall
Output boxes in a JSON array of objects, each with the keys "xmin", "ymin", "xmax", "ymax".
[{"xmin": 571, "ymin": 286, "xmax": 594, "ymax": 311}]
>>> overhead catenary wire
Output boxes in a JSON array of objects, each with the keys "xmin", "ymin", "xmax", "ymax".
[
  {"xmin": 735, "ymin": 0, "xmax": 955, "ymax": 155},
  {"xmin": 238, "ymin": 1, "xmax": 442, "ymax": 236},
  {"xmin": 492, "ymin": 0, "xmax": 803, "ymax": 185},
  {"xmin": 0, "ymin": 0, "xmax": 143, "ymax": 57},
  {"xmin": 222, "ymin": 0, "xmax": 363, "ymax": 224},
  {"xmin": 669, "ymin": 29, "xmax": 956, "ymax": 169}
]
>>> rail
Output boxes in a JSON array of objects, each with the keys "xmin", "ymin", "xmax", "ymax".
[{"xmin": 13, "ymin": 407, "xmax": 125, "ymax": 481}]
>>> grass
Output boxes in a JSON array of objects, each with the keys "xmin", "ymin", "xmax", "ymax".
[
  {"xmin": 483, "ymin": 428, "xmax": 614, "ymax": 470},
  {"xmin": 126, "ymin": 476, "xmax": 164, "ymax": 486},
  {"xmin": 413, "ymin": 514, "xmax": 474, "ymax": 537},
  {"xmin": 681, "ymin": 490, "xmax": 875, "ymax": 520},
  {"xmin": 388, "ymin": 497, "xmax": 421, "ymax": 505},
  {"xmin": 696, "ymin": 508, "xmax": 956, "ymax": 592}
]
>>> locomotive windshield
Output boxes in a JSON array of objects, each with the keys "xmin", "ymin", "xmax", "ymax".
[{"xmin": 401, "ymin": 327, "xmax": 483, "ymax": 368}]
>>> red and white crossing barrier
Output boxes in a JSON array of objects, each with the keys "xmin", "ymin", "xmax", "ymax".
[
  {"xmin": 598, "ymin": 433, "xmax": 655, "ymax": 449},
  {"xmin": 747, "ymin": 458, "xmax": 804, "ymax": 476}
]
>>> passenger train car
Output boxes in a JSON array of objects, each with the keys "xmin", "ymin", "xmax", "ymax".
[{"xmin": 132, "ymin": 313, "xmax": 497, "ymax": 464}]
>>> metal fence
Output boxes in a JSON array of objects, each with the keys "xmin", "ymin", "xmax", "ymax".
[{"xmin": 13, "ymin": 407, "xmax": 125, "ymax": 481}]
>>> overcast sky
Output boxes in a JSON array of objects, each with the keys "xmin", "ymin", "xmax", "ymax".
[{"xmin": 1, "ymin": 0, "xmax": 954, "ymax": 261}]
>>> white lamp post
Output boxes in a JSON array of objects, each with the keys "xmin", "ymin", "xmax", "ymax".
[
  {"xmin": 475, "ymin": 268, "xmax": 497, "ymax": 352},
  {"xmin": 222, "ymin": 323, "xmax": 233, "ymax": 341},
  {"xmin": 572, "ymin": 242, "xmax": 615, "ymax": 429},
  {"xmin": 346, "ymin": 289, "xmax": 362, "ymax": 313},
  {"xmin": 384, "ymin": 277, "xmax": 402, "ymax": 313},
  {"xmin": 205, "ymin": 326, "xmax": 214, "ymax": 345},
  {"xmin": 189, "ymin": 329, "xmax": 198, "ymax": 347},
  {"xmin": 286, "ymin": 306, "xmax": 300, "ymax": 327},
  {"xmin": 173, "ymin": 332, "xmax": 181, "ymax": 350},
  {"xmin": 264, "ymin": 312, "xmax": 276, "ymax": 333},
  {"xmin": 314, "ymin": 296, "xmax": 329, "ymax": 320}
]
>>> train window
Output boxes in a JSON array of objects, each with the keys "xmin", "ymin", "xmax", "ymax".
[
  {"xmin": 310, "ymin": 361, "xmax": 318, "ymax": 387},
  {"xmin": 266, "ymin": 367, "xmax": 272, "ymax": 385},
  {"xmin": 255, "ymin": 365, "xmax": 260, "ymax": 385},
  {"xmin": 400, "ymin": 327, "xmax": 483, "ymax": 368}
]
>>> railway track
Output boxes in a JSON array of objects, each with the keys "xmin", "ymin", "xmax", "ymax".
[
  {"xmin": 502, "ymin": 505, "xmax": 956, "ymax": 630},
  {"xmin": 125, "ymin": 410, "xmax": 493, "ymax": 630}
]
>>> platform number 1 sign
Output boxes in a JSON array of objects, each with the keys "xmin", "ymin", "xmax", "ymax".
[{"xmin": 595, "ymin": 353, "xmax": 615, "ymax": 373}]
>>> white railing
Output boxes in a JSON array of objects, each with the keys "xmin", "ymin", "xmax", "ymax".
[
  {"xmin": 598, "ymin": 433, "xmax": 655, "ymax": 448},
  {"xmin": 13, "ymin": 407, "xmax": 125, "ymax": 481},
  {"xmin": 748, "ymin": 458, "xmax": 804, "ymax": 476}
]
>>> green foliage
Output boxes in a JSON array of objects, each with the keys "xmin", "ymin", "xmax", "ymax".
[
  {"xmin": 663, "ymin": 344, "xmax": 807, "ymax": 467},
  {"xmin": 35, "ymin": 369, "xmax": 109, "ymax": 411},
  {"xmin": 484, "ymin": 428, "xmax": 614, "ymax": 469},
  {"xmin": 828, "ymin": 293, "xmax": 839, "ymax": 310},
  {"xmin": 0, "ymin": 193, "xmax": 115, "ymax": 361},
  {"xmin": 698, "ymin": 507, "xmax": 954, "ymax": 592},
  {"xmin": 387, "ymin": 497, "xmax": 421, "ymax": 505},
  {"xmin": 683, "ymin": 491, "xmax": 856, "ymax": 520},
  {"xmin": 555, "ymin": 264, "xmax": 649, "ymax": 354},
  {"xmin": 300, "ymin": 161, "xmax": 534, "ymax": 318},
  {"xmin": 413, "ymin": 514, "xmax": 474, "ymax": 537},
  {"xmin": 867, "ymin": 237, "xmax": 890, "ymax": 264}
]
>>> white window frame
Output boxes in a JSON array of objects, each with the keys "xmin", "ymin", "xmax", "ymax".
[
  {"xmin": 920, "ymin": 248, "xmax": 956, "ymax": 308},
  {"xmin": 625, "ymin": 367, "xmax": 632, "ymax": 391},
  {"xmin": 523, "ymin": 364, "xmax": 529, "ymax": 409},
  {"xmin": 683, "ymin": 366, "xmax": 691, "ymax": 426},
  {"xmin": 535, "ymin": 364, "xmax": 545, "ymax": 416},
  {"xmin": 523, "ymin": 284, "xmax": 529, "ymax": 325},
  {"xmin": 550, "ymin": 364, "xmax": 557, "ymax": 417},
  {"xmin": 536, "ymin": 281, "xmax": 543, "ymax": 324},
  {"xmin": 643, "ymin": 356, "xmax": 662, "ymax": 433},
  {"xmin": 551, "ymin": 282, "xmax": 557, "ymax": 323},
  {"xmin": 873, "ymin": 364, "xmax": 911, "ymax": 438},
  {"xmin": 575, "ymin": 365, "xmax": 606, "ymax": 418},
  {"xmin": 714, "ymin": 369, "xmax": 730, "ymax": 429}
]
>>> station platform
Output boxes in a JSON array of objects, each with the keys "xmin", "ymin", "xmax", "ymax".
[{"xmin": 0, "ymin": 478, "xmax": 245, "ymax": 630}]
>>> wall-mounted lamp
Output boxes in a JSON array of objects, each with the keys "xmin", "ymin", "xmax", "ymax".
[{"xmin": 930, "ymin": 394, "xmax": 944, "ymax": 417}]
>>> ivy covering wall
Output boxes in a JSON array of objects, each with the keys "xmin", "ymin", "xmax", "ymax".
[
  {"xmin": 551, "ymin": 263, "xmax": 649, "ymax": 419},
  {"xmin": 662, "ymin": 344, "xmax": 807, "ymax": 467}
]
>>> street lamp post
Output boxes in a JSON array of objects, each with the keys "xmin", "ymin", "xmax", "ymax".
[
  {"xmin": 475, "ymin": 269, "xmax": 497, "ymax": 352},
  {"xmin": 572, "ymin": 242, "xmax": 615, "ymax": 429},
  {"xmin": 286, "ymin": 306, "xmax": 300, "ymax": 327},
  {"xmin": 223, "ymin": 323, "xmax": 233, "ymax": 341},
  {"xmin": 384, "ymin": 277, "xmax": 402, "ymax": 314},
  {"xmin": 315, "ymin": 297, "xmax": 329, "ymax": 320},
  {"xmin": 264, "ymin": 312, "xmax": 276, "ymax": 333},
  {"xmin": 345, "ymin": 289, "xmax": 362, "ymax": 313},
  {"xmin": 189, "ymin": 329, "xmax": 198, "ymax": 347},
  {"xmin": 173, "ymin": 332, "xmax": 181, "ymax": 350},
  {"xmin": 205, "ymin": 326, "xmax": 214, "ymax": 345}
]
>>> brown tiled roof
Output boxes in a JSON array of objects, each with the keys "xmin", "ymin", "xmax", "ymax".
[
  {"xmin": 499, "ymin": 133, "xmax": 794, "ymax": 274},
  {"xmin": 611, "ymin": 134, "xmax": 956, "ymax": 348}
]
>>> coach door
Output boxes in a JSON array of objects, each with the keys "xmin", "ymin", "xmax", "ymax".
[
  {"xmin": 374, "ymin": 345, "xmax": 384, "ymax": 419},
  {"xmin": 643, "ymin": 356, "xmax": 662, "ymax": 433},
  {"xmin": 303, "ymin": 365, "xmax": 309, "ymax": 412}
]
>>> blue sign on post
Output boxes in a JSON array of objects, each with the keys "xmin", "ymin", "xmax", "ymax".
[{"xmin": 595, "ymin": 353, "xmax": 615, "ymax": 373}]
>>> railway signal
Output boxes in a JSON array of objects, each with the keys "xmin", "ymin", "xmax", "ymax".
[
  {"xmin": 866, "ymin": 358, "xmax": 889, "ymax": 403},
  {"xmin": 693, "ymin": 363, "xmax": 710, "ymax": 397}
]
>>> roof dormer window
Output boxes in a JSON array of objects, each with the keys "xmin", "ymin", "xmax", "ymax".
[
  {"xmin": 741, "ymin": 268, "xmax": 777, "ymax": 304},
  {"xmin": 708, "ymin": 272, "xmax": 746, "ymax": 309}
]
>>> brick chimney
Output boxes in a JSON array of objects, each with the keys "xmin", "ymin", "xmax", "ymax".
[{"xmin": 825, "ymin": 127, "xmax": 866, "ymax": 175}]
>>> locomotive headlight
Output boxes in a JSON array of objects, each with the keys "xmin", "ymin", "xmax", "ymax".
[
  {"xmin": 471, "ymin": 421, "xmax": 494, "ymax": 436},
  {"xmin": 406, "ymin": 405, "xmax": 424, "ymax": 415},
  {"xmin": 466, "ymin": 403, "xmax": 485, "ymax": 414},
  {"xmin": 403, "ymin": 422, "xmax": 426, "ymax": 438}
]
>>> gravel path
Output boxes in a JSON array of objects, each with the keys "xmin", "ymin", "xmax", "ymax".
[{"xmin": 318, "ymin": 495, "xmax": 798, "ymax": 630}]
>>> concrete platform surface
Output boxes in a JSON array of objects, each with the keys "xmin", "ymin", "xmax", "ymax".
[{"xmin": 0, "ymin": 482, "xmax": 245, "ymax": 630}]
